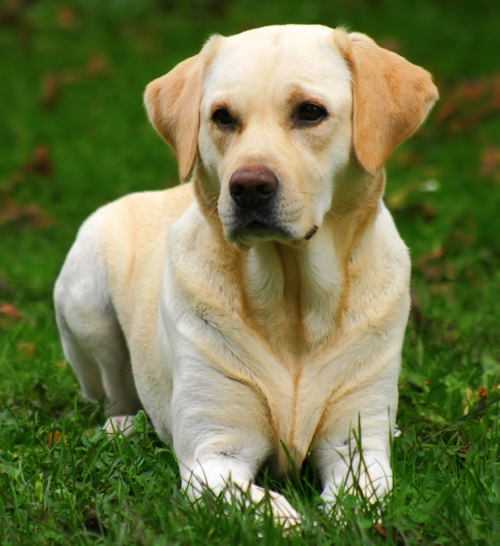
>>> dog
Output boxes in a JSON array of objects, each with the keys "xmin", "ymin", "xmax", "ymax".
[{"xmin": 54, "ymin": 25, "xmax": 438, "ymax": 526}]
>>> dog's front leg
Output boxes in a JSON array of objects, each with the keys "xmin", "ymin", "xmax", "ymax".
[
  {"xmin": 171, "ymin": 361, "xmax": 301, "ymax": 527},
  {"xmin": 314, "ymin": 359, "xmax": 399, "ymax": 507}
]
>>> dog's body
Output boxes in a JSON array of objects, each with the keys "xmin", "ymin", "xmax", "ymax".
[{"xmin": 54, "ymin": 25, "xmax": 437, "ymax": 524}]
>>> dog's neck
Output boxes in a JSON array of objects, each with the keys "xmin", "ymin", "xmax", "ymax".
[
  {"xmin": 241, "ymin": 234, "xmax": 342, "ymax": 359},
  {"xmin": 240, "ymin": 171, "xmax": 385, "ymax": 361},
  {"xmin": 191, "ymin": 168, "xmax": 385, "ymax": 362}
]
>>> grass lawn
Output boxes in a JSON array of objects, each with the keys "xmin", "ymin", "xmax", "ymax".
[{"xmin": 1, "ymin": 0, "xmax": 499, "ymax": 544}]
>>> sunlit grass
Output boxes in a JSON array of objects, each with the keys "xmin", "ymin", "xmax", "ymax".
[{"xmin": 1, "ymin": 1, "xmax": 499, "ymax": 544}]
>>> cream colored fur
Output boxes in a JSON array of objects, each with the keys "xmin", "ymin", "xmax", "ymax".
[{"xmin": 54, "ymin": 25, "xmax": 438, "ymax": 526}]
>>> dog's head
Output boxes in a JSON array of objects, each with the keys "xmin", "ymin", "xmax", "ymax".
[{"xmin": 145, "ymin": 25, "xmax": 438, "ymax": 248}]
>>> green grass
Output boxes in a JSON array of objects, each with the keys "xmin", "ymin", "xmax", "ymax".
[{"xmin": 1, "ymin": 0, "xmax": 499, "ymax": 544}]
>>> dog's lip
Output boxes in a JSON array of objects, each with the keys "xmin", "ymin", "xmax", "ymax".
[
  {"xmin": 227, "ymin": 218, "xmax": 294, "ymax": 244},
  {"xmin": 245, "ymin": 220, "xmax": 271, "ymax": 231},
  {"xmin": 303, "ymin": 225, "xmax": 318, "ymax": 241}
]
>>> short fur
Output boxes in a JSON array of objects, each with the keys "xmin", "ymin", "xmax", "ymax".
[{"xmin": 54, "ymin": 25, "xmax": 438, "ymax": 525}]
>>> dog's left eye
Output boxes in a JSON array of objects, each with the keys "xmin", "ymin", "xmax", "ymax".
[
  {"xmin": 296, "ymin": 103, "xmax": 327, "ymax": 125},
  {"xmin": 212, "ymin": 108, "xmax": 235, "ymax": 128}
]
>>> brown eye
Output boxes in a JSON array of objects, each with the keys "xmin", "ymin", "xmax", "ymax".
[
  {"xmin": 212, "ymin": 108, "xmax": 235, "ymax": 128},
  {"xmin": 296, "ymin": 103, "xmax": 327, "ymax": 125}
]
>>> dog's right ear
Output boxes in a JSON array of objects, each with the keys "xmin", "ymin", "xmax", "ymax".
[{"xmin": 144, "ymin": 37, "xmax": 220, "ymax": 182}]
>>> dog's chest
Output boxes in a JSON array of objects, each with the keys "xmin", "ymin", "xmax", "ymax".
[{"xmin": 257, "ymin": 347, "xmax": 344, "ymax": 472}]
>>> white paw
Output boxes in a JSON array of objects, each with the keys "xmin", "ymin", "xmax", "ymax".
[
  {"xmin": 321, "ymin": 454, "xmax": 392, "ymax": 505},
  {"xmin": 103, "ymin": 415, "xmax": 135, "ymax": 436},
  {"xmin": 248, "ymin": 485, "xmax": 301, "ymax": 528}
]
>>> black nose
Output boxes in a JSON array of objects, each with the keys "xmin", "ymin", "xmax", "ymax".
[{"xmin": 228, "ymin": 166, "xmax": 279, "ymax": 207}]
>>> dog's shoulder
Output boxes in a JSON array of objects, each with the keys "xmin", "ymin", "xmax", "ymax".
[
  {"xmin": 77, "ymin": 184, "xmax": 194, "ymax": 333},
  {"xmin": 343, "ymin": 203, "xmax": 410, "ymax": 330}
]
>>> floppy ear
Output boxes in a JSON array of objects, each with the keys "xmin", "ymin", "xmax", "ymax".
[
  {"xmin": 334, "ymin": 31, "xmax": 439, "ymax": 174},
  {"xmin": 144, "ymin": 55, "xmax": 204, "ymax": 181}
]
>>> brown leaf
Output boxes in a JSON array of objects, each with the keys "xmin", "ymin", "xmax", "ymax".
[
  {"xmin": 32, "ymin": 146, "xmax": 53, "ymax": 177},
  {"xmin": 58, "ymin": 70, "xmax": 81, "ymax": 85},
  {"xmin": 0, "ymin": 0, "xmax": 24, "ymax": 26},
  {"xmin": 394, "ymin": 152, "xmax": 422, "ymax": 167},
  {"xmin": 56, "ymin": 5, "xmax": 78, "ymax": 31},
  {"xmin": 459, "ymin": 444, "xmax": 471, "ymax": 454},
  {"xmin": 82, "ymin": 508, "xmax": 107, "ymax": 536},
  {"xmin": 1, "ymin": 146, "xmax": 53, "ymax": 195},
  {"xmin": 416, "ymin": 247, "xmax": 446, "ymax": 280},
  {"xmin": 0, "ymin": 303, "xmax": 21, "ymax": 321},
  {"xmin": 373, "ymin": 524, "xmax": 387, "ymax": 538},
  {"xmin": 86, "ymin": 54, "xmax": 110, "ymax": 76},
  {"xmin": 480, "ymin": 147, "xmax": 500, "ymax": 177},
  {"xmin": 0, "ymin": 199, "xmax": 52, "ymax": 228},
  {"xmin": 17, "ymin": 342, "xmax": 35, "ymax": 356},
  {"xmin": 431, "ymin": 283, "xmax": 453, "ymax": 297},
  {"xmin": 478, "ymin": 387, "xmax": 488, "ymax": 401},
  {"xmin": 41, "ymin": 73, "xmax": 59, "ymax": 109},
  {"xmin": 410, "ymin": 292, "xmax": 425, "ymax": 329},
  {"xmin": 47, "ymin": 430, "xmax": 67, "ymax": 446},
  {"xmin": 373, "ymin": 525, "xmax": 405, "ymax": 544},
  {"xmin": 437, "ymin": 75, "xmax": 500, "ymax": 132}
]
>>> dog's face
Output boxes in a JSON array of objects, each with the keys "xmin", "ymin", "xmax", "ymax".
[
  {"xmin": 198, "ymin": 26, "xmax": 353, "ymax": 246},
  {"xmin": 145, "ymin": 25, "xmax": 438, "ymax": 248}
]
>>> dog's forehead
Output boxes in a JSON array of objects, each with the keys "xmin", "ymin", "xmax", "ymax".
[{"xmin": 203, "ymin": 25, "xmax": 351, "ymax": 99}]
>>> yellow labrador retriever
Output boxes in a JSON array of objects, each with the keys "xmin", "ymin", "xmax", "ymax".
[{"xmin": 54, "ymin": 25, "xmax": 438, "ymax": 525}]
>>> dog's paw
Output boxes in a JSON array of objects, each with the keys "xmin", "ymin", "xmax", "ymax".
[
  {"xmin": 248, "ymin": 485, "xmax": 301, "ymax": 529},
  {"xmin": 103, "ymin": 415, "xmax": 135, "ymax": 436}
]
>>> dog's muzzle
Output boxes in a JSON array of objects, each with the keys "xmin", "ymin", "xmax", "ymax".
[
  {"xmin": 226, "ymin": 165, "xmax": 293, "ymax": 242},
  {"xmin": 227, "ymin": 165, "xmax": 283, "ymax": 239}
]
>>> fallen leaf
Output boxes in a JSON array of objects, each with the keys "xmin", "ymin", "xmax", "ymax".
[
  {"xmin": 437, "ymin": 75, "xmax": 500, "ymax": 132},
  {"xmin": 47, "ymin": 430, "xmax": 67, "ymax": 446},
  {"xmin": 477, "ymin": 387, "xmax": 488, "ymax": 401},
  {"xmin": 479, "ymin": 147, "xmax": 500, "ymax": 177},
  {"xmin": 31, "ymin": 146, "xmax": 52, "ymax": 177},
  {"xmin": 410, "ymin": 292, "xmax": 425, "ymax": 329},
  {"xmin": 58, "ymin": 70, "xmax": 81, "ymax": 85},
  {"xmin": 0, "ymin": 0, "xmax": 24, "ymax": 26},
  {"xmin": 86, "ymin": 54, "xmax": 109, "ymax": 76},
  {"xmin": 459, "ymin": 444, "xmax": 471, "ymax": 454},
  {"xmin": 0, "ymin": 303, "xmax": 21, "ymax": 321},
  {"xmin": 41, "ymin": 73, "xmax": 59, "ymax": 109},
  {"xmin": 17, "ymin": 342, "xmax": 35, "ymax": 357},
  {"xmin": 394, "ymin": 152, "xmax": 422, "ymax": 167},
  {"xmin": 54, "ymin": 361, "xmax": 67, "ymax": 368},
  {"xmin": 1, "ymin": 145, "xmax": 53, "ymax": 195},
  {"xmin": 373, "ymin": 524, "xmax": 387, "ymax": 538},
  {"xmin": 373, "ymin": 524, "xmax": 405, "ymax": 544},
  {"xmin": 82, "ymin": 508, "xmax": 107, "ymax": 536},
  {"xmin": 423, "ymin": 247, "xmax": 445, "ymax": 260},
  {"xmin": 56, "ymin": 5, "xmax": 78, "ymax": 31},
  {"xmin": 0, "ymin": 199, "xmax": 52, "ymax": 228}
]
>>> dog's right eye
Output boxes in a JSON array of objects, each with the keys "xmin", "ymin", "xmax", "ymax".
[{"xmin": 212, "ymin": 109, "xmax": 235, "ymax": 128}]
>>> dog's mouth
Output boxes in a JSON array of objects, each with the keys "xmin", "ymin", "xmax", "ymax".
[
  {"xmin": 245, "ymin": 220, "xmax": 272, "ymax": 231},
  {"xmin": 226, "ymin": 214, "xmax": 294, "ymax": 245}
]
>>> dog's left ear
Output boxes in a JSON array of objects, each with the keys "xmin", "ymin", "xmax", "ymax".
[
  {"xmin": 334, "ymin": 30, "xmax": 439, "ymax": 174},
  {"xmin": 144, "ymin": 37, "xmax": 220, "ymax": 181}
]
